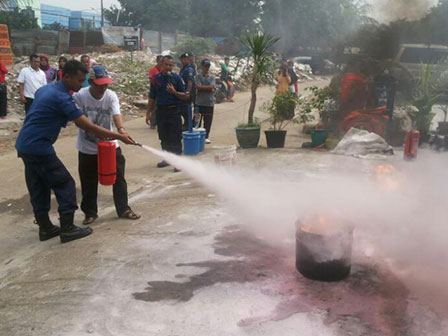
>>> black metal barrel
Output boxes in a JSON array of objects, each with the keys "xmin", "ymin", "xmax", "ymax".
[{"xmin": 296, "ymin": 224, "xmax": 353, "ymax": 282}]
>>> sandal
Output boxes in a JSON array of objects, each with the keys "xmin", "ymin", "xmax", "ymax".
[
  {"xmin": 119, "ymin": 209, "xmax": 141, "ymax": 220},
  {"xmin": 83, "ymin": 216, "xmax": 98, "ymax": 225}
]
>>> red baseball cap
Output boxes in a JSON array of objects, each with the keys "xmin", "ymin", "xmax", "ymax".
[{"xmin": 89, "ymin": 65, "xmax": 113, "ymax": 85}]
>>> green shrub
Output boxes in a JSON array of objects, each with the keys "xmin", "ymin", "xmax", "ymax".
[
  {"xmin": 172, "ymin": 36, "xmax": 217, "ymax": 58},
  {"xmin": 262, "ymin": 92, "xmax": 314, "ymax": 130}
]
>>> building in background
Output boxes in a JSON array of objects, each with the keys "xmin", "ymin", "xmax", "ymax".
[
  {"xmin": 1, "ymin": 1, "xmax": 109, "ymax": 30},
  {"xmin": 40, "ymin": 4, "xmax": 70, "ymax": 28},
  {"xmin": 2, "ymin": 0, "xmax": 42, "ymax": 26},
  {"xmin": 69, "ymin": 11, "xmax": 110, "ymax": 30}
]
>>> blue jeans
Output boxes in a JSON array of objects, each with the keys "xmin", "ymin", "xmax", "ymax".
[{"xmin": 19, "ymin": 153, "xmax": 78, "ymax": 217}]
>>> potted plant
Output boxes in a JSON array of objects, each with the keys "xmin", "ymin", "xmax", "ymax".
[
  {"xmin": 438, "ymin": 105, "xmax": 448, "ymax": 135},
  {"xmin": 410, "ymin": 64, "xmax": 440, "ymax": 144},
  {"xmin": 262, "ymin": 92, "xmax": 298, "ymax": 148},
  {"xmin": 235, "ymin": 31, "xmax": 280, "ymax": 148},
  {"xmin": 305, "ymin": 85, "xmax": 339, "ymax": 129}
]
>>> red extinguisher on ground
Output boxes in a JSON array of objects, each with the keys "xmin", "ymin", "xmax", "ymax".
[
  {"xmin": 404, "ymin": 129, "xmax": 420, "ymax": 160},
  {"xmin": 98, "ymin": 141, "xmax": 117, "ymax": 185}
]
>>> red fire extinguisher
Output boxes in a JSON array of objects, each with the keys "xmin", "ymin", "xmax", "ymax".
[
  {"xmin": 98, "ymin": 141, "xmax": 116, "ymax": 185},
  {"xmin": 404, "ymin": 130, "xmax": 420, "ymax": 160}
]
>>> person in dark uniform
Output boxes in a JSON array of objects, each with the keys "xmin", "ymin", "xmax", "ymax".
[
  {"xmin": 146, "ymin": 55, "xmax": 188, "ymax": 171},
  {"xmin": 287, "ymin": 60, "xmax": 299, "ymax": 94},
  {"xmin": 15, "ymin": 60, "xmax": 135, "ymax": 244},
  {"xmin": 179, "ymin": 52, "xmax": 196, "ymax": 130}
]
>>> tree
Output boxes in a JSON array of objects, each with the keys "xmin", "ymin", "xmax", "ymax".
[
  {"xmin": 106, "ymin": 0, "xmax": 261, "ymax": 38},
  {"xmin": 104, "ymin": 0, "xmax": 146, "ymax": 27},
  {"xmin": 105, "ymin": 0, "xmax": 187, "ymax": 32},
  {"xmin": 171, "ymin": 36, "xmax": 217, "ymax": 58},
  {"xmin": 43, "ymin": 22, "xmax": 65, "ymax": 31},
  {"xmin": 261, "ymin": 0, "xmax": 370, "ymax": 55},
  {"xmin": 188, "ymin": 0, "xmax": 261, "ymax": 37},
  {"xmin": 240, "ymin": 32, "xmax": 280, "ymax": 125},
  {"xmin": 0, "ymin": 8, "xmax": 39, "ymax": 33}
]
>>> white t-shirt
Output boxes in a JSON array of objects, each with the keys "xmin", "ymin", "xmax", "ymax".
[
  {"xmin": 73, "ymin": 88, "xmax": 121, "ymax": 155},
  {"xmin": 17, "ymin": 66, "xmax": 47, "ymax": 99}
]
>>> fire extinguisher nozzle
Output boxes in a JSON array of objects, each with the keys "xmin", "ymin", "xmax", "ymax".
[{"xmin": 134, "ymin": 142, "xmax": 143, "ymax": 147}]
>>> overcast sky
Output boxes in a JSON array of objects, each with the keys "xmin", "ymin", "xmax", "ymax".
[{"xmin": 41, "ymin": 0, "xmax": 120, "ymax": 12}]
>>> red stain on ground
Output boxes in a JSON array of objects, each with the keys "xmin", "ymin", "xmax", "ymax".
[{"xmin": 134, "ymin": 228, "xmax": 448, "ymax": 336}]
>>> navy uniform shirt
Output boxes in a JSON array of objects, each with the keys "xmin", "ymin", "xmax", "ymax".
[
  {"xmin": 149, "ymin": 72, "xmax": 186, "ymax": 108},
  {"xmin": 16, "ymin": 81, "xmax": 83, "ymax": 156},
  {"xmin": 179, "ymin": 63, "xmax": 196, "ymax": 103}
]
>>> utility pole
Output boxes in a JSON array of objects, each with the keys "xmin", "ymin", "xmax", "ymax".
[{"xmin": 101, "ymin": 0, "xmax": 104, "ymax": 28}]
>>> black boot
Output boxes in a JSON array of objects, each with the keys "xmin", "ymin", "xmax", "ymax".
[
  {"xmin": 59, "ymin": 213, "xmax": 93, "ymax": 244},
  {"xmin": 34, "ymin": 214, "xmax": 60, "ymax": 242}
]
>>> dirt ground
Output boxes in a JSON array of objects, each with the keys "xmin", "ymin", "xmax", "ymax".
[{"xmin": 1, "ymin": 83, "xmax": 447, "ymax": 336}]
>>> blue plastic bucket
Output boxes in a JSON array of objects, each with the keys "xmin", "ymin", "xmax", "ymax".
[
  {"xmin": 194, "ymin": 128, "xmax": 206, "ymax": 151},
  {"xmin": 311, "ymin": 129, "xmax": 329, "ymax": 147},
  {"xmin": 183, "ymin": 131, "xmax": 201, "ymax": 155}
]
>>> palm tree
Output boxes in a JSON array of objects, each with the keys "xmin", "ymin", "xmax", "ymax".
[
  {"xmin": 240, "ymin": 32, "xmax": 280, "ymax": 125},
  {"xmin": 411, "ymin": 63, "xmax": 440, "ymax": 141}
]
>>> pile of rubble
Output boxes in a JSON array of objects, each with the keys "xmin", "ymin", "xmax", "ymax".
[{"xmin": 94, "ymin": 51, "xmax": 156, "ymax": 116}]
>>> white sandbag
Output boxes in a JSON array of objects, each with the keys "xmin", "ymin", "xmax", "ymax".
[{"xmin": 332, "ymin": 128, "xmax": 393, "ymax": 157}]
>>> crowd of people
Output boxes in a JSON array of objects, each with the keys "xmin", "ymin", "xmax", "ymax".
[
  {"xmin": 13, "ymin": 55, "xmax": 139, "ymax": 244},
  {"xmin": 145, "ymin": 52, "xmax": 223, "ymax": 168},
  {"xmin": 4, "ymin": 51, "xmax": 234, "ymax": 244},
  {"xmin": 2, "ymin": 51, "xmax": 299, "ymax": 245}
]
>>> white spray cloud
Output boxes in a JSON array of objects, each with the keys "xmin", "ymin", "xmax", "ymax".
[{"xmin": 142, "ymin": 146, "xmax": 448, "ymax": 310}]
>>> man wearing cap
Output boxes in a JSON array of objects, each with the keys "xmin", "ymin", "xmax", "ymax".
[
  {"xmin": 146, "ymin": 55, "xmax": 187, "ymax": 170},
  {"xmin": 196, "ymin": 59, "xmax": 216, "ymax": 143},
  {"xmin": 15, "ymin": 60, "xmax": 135, "ymax": 244},
  {"xmin": 74, "ymin": 65, "xmax": 140, "ymax": 225},
  {"xmin": 179, "ymin": 52, "xmax": 196, "ymax": 130}
]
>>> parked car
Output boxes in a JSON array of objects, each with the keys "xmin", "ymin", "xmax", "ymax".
[
  {"xmin": 294, "ymin": 55, "xmax": 334, "ymax": 75},
  {"xmin": 390, "ymin": 44, "xmax": 448, "ymax": 97},
  {"xmin": 394, "ymin": 44, "xmax": 448, "ymax": 78}
]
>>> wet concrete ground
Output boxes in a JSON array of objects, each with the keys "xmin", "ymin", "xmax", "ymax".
[
  {"xmin": 2, "ymin": 149, "xmax": 448, "ymax": 336},
  {"xmin": 1, "ymin": 85, "xmax": 447, "ymax": 335}
]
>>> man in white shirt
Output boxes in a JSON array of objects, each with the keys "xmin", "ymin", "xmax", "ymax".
[
  {"xmin": 18, "ymin": 54, "xmax": 47, "ymax": 114},
  {"xmin": 73, "ymin": 65, "xmax": 140, "ymax": 225}
]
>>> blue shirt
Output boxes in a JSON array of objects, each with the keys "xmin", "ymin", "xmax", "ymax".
[
  {"xmin": 179, "ymin": 64, "xmax": 196, "ymax": 104},
  {"xmin": 149, "ymin": 72, "xmax": 186, "ymax": 107},
  {"xmin": 179, "ymin": 64, "xmax": 195, "ymax": 87},
  {"xmin": 83, "ymin": 73, "xmax": 90, "ymax": 88},
  {"xmin": 16, "ymin": 81, "xmax": 83, "ymax": 156}
]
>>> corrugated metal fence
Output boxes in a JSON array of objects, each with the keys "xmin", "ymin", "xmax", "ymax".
[
  {"xmin": 10, "ymin": 30, "xmax": 70, "ymax": 56},
  {"xmin": 10, "ymin": 27, "xmax": 191, "ymax": 57}
]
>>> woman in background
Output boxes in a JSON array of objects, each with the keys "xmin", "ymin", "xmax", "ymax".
[
  {"xmin": 40, "ymin": 54, "xmax": 57, "ymax": 83},
  {"xmin": 276, "ymin": 61, "xmax": 291, "ymax": 95},
  {"xmin": 57, "ymin": 56, "xmax": 67, "ymax": 81},
  {"xmin": 0, "ymin": 59, "xmax": 8, "ymax": 119}
]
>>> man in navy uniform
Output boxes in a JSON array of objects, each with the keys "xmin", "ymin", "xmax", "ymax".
[
  {"xmin": 16, "ymin": 60, "xmax": 135, "ymax": 244},
  {"xmin": 179, "ymin": 52, "xmax": 196, "ymax": 130},
  {"xmin": 146, "ymin": 55, "xmax": 188, "ymax": 171}
]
